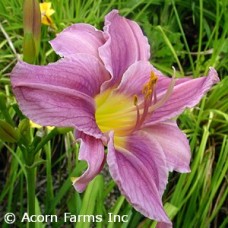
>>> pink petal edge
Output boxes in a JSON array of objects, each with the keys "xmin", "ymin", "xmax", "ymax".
[
  {"xmin": 99, "ymin": 9, "xmax": 150, "ymax": 90},
  {"xmin": 72, "ymin": 131, "xmax": 105, "ymax": 192},
  {"xmin": 50, "ymin": 23, "xmax": 105, "ymax": 58}
]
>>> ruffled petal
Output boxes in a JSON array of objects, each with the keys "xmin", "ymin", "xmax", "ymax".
[
  {"xmin": 143, "ymin": 121, "xmax": 191, "ymax": 172},
  {"xmin": 107, "ymin": 131, "xmax": 170, "ymax": 223},
  {"xmin": 99, "ymin": 10, "xmax": 150, "ymax": 89},
  {"xmin": 72, "ymin": 131, "xmax": 105, "ymax": 192},
  {"xmin": 50, "ymin": 24, "xmax": 105, "ymax": 57},
  {"xmin": 11, "ymin": 55, "xmax": 110, "ymax": 137},
  {"xmin": 145, "ymin": 68, "xmax": 219, "ymax": 124},
  {"xmin": 114, "ymin": 61, "xmax": 191, "ymax": 97}
]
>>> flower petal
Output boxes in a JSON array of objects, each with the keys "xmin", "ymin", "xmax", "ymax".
[
  {"xmin": 145, "ymin": 68, "xmax": 219, "ymax": 124},
  {"xmin": 153, "ymin": 68, "xmax": 191, "ymax": 95},
  {"xmin": 143, "ymin": 121, "xmax": 191, "ymax": 172},
  {"xmin": 114, "ymin": 61, "xmax": 191, "ymax": 97},
  {"xmin": 157, "ymin": 222, "xmax": 173, "ymax": 228},
  {"xmin": 50, "ymin": 24, "xmax": 105, "ymax": 57},
  {"xmin": 107, "ymin": 131, "xmax": 171, "ymax": 223},
  {"xmin": 72, "ymin": 131, "xmax": 105, "ymax": 192},
  {"xmin": 99, "ymin": 10, "xmax": 150, "ymax": 89},
  {"xmin": 11, "ymin": 55, "xmax": 110, "ymax": 137},
  {"xmin": 114, "ymin": 60, "xmax": 152, "ymax": 97}
]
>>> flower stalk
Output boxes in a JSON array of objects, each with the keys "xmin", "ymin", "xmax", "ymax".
[
  {"xmin": 22, "ymin": 2, "xmax": 41, "ymax": 226},
  {"xmin": 26, "ymin": 165, "xmax": 36, "ymax": 228}
]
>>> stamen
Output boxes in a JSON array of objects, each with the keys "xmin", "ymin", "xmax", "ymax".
[
  {"xmin": 153, "ymin": 84, "xmax": 157, "ymax": 104},
  {"xmin": 133, "ymin": 94, "xmax": 141, "ymax": 130},
  {"xmin": 131, "ymin": 69, "xmax": 176, "ymax": 133},
  {"xmin": 150, "ymin": 71, "xmax": 158, "ymax": 84},
  {"xmin": 133, "ymin": 94, "xmax": 138, "ymax": 106},
  {"xmin": 132, "ymin": 71, "xmax": 158, "ymax": 132},
  {"xmin": 142, "ymin": 71, "xmax": 158, "ymax": 99},
  {"xmin": 149, "ymin": 67, "xmax": 176, "ymax": 112}
]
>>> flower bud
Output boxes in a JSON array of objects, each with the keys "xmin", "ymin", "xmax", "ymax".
[
  {"xmin": 23, "ymin": 0, "xmax": 41, "ymax": 63},
  {"xmin": 18, "ymin": 119, "xmax": 31, "ymax": 145},
  {"xmin": 18, "ymin": 118, "xmax": 30, "ymax": 134},
  {"xmin": 0, "ymin": 120, "xmax": 20, "ymax": 143}
]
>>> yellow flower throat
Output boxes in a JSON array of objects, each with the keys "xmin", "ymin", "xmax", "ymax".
[{"xmin": 95, "ymin": 72, "xmax": 159, "ymax": 148}]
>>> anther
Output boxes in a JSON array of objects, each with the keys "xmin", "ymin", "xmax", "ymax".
[
  {"xmin": 149, "ymin": 68, "xmax": 176, "ymax": 113},
  {"xmin": 142, "ymin": 71, "xmax": 158, "ymax": 98},
  {"xmin": 150, "ymin": 71, "xmax": 158, "ymax": 84},
  {"xmin": 133, "ymin": 95, "xmax": 138, "ymax": 106}
]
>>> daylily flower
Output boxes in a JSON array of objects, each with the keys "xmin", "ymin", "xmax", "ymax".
[
  {"xmin": 10, "ymin": 10, "xmax": 219, "ymax": 226},
  {"xmin": 39, "ymin": 2, "xmax": 55, "ymax": 29}
]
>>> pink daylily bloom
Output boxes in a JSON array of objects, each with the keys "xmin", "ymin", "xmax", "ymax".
[{"xmin": 11, "ymin": 10, "xmax": 219, "ymax": 226}]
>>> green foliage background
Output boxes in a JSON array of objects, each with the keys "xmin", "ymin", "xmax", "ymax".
[{"xmin": 0, "ymin": 0, "xmax": 227, "ymax": 227}]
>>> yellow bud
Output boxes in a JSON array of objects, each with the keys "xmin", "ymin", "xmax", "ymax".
[{"xmin": 40, "ymin": 2, "xmax": 56, "ymax": 29}]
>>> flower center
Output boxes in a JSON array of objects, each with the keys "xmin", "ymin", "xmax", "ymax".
[
  {"xmin": 95, "ymin": 89, "xmax": 136, "ymax": 137},
  {"xmin": 95, "ymin": 70, "xmax": 175, "ymax": 147},
  {"xmin": 133, "ymin": 71, "xmax": 158, "ymax": 130}
]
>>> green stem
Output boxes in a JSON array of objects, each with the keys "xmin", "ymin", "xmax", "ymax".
[
  {"xmin": 26, "ymin": 166, "xmax": 36, "ymax": 228},
  {"xmin": 45, "ymin": 142, "xmax": 54, "ymax": 214},
  {"xmin": 33, "ymin": 128, "xmax": 58, "ymax": 155},
  {"xmin": 196, "ymin": 0, "xmax": 203, "ymax": 75}
]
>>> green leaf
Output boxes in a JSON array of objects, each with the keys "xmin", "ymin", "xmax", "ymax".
[
  {"xmin": 76, "ymin": 175, "xmax": 104, "ymax": 228},
  {"xmin": 0, "ymin": 119, "xmax": 20, "ymax": 143}
]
